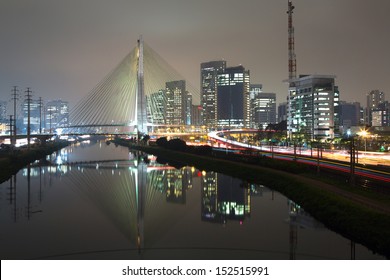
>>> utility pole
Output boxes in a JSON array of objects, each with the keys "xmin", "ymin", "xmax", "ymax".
[
  {"xmin": 349, "ymin": 137, "xmax": 355, "ymax": 186},
  {"xmin": 49, "ymin": 108, "xmax": 52, "ymax": 134},
  {"xmin": 25, "ymin": 87, "xmax": 33, "ymax": 149},
  {"xmin": 316, "ymin": 144, "xmax": 320, "ymax": 175},
  {"xmin": 11, "ymin": 86, "xmax": 19, "ymax": 145},
  {"xmin": 8, "ymin": 115, "xmax": 14, "ymax": 144}
]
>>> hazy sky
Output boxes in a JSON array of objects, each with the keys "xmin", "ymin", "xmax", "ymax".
[{"xmin": 1, "ymin": 0, "xmax": 389, "ymax": 107}]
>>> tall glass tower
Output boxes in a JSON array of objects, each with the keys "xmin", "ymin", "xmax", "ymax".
[
  {"xmin": 200, "ymin": 61, "xmax": 226, "ymax": 128},
  {"xmin": 216, "ymin": 66, "xmax": 250, "ymax": 128}
]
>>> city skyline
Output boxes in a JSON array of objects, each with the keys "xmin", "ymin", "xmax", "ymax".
[{"xmin": 1, "ymin": 0, "xmax": 389, "ymax": 107}]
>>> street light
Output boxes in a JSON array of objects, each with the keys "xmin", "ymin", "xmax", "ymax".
[{"xmin": 358, "ymin": 129, "xmax": 368, "ymax": 153}]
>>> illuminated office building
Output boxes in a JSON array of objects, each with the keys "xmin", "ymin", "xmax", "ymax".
[
  {"xmin": 0, "ymin": 100, "xmax": 7, "ymax": 122},
  {"xmin": 166, "ymin": 80, "xmax": 192, "ymax": 125},
  {"xmin": 146, "ymin": 89, "xmax": 167, "ymax": 125},
  {"xmin": 45, "ymin": 100, "xmax": 69, "ymax": 132},
  {"xmin": 371, "ymin": 101, "xmax": 389, "ymax": 127},
  {"xmin": 201, "ymin": 60, "xmax": 226, "ymax": 127},
  {"xmin": 216, "ymin": 66, "xmax": 250, "ymax": 128},
  {"xmin": 22, "ymin": 99, "xmax": 41, "ymax": 132},
  {"xmin": 249, "ymin": 85, "xmax": 276, "ymax": 129},
  {"xmin": 366, "ymin": 90, "xmax": 386, "ymax": 125},
  {"xmin": 287, "ymin": 75, "xmax": 339, "ymax": 140}
]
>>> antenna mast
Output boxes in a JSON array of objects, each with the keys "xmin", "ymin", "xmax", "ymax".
[{"xmin": 287, "ymin": 0, "xmax": 297, "ymax": 82}]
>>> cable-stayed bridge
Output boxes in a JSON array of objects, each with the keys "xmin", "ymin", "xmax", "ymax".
[{"xmin": 65, "ymin": 36, "xmax": 200, "ymax": 136}]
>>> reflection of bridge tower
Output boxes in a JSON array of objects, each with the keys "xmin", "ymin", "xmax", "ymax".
[
  {"xmin": 136, "ymin": 157, "xmax": 147, "ymax": 253},
  {"xmin": 136, "ymin": 36, "xmax": 147, "ymax": 135}
]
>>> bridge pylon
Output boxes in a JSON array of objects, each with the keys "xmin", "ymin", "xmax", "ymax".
[{"xmin": 136, "ymin": 35, "xmax": 147, "ymax": 136}]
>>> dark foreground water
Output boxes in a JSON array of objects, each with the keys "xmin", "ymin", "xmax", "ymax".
[{"xmin": 0, "ymin": 140, "xmax": 385, "ymax": 259}]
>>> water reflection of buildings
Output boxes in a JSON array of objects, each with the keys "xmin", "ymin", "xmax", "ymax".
[
  {"xmin": 147, "ymin": 166, "xmax": 193, "ymax": 204},
  {"xmin": 287, "ymin": 200, "xmax": 323, "ymax": 229},
  {"xmin": 1, "ymin": 148, "xmax": 367, "ymax": 259},
  {"xmin": 166, "ymin": 168, "xmax": 192, "ymax": 204},
  {"xmin": 201, "ymin": 172, "xmax": 251, "ymax": 224}
]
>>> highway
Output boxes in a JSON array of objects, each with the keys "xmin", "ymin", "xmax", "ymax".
[{"xmin": 208, "ymin": 131, "xmax": 390, "ymax": 184}]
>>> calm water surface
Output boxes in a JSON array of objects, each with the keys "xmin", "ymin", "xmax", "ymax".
[{"xmin": 0, "ymin": 140, "xmax": 385, "ymax": 259}]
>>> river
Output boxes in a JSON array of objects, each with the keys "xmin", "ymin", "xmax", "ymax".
[{"xmin": 0, "ymin": 140, "xmax": 385, "ymax": 259}]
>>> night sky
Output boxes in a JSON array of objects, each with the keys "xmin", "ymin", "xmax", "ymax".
[{"xmin": 1, "ymin": 0, "xmax": 389, "ymax": 107}]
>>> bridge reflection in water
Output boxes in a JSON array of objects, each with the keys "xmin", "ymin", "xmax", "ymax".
[
  {"xmin": 61, "ymin": 151, "xmax": 255, "ymax": 257},
  {"xmin": 0, "ymin": 141, "xmax": 384, "ymax": 260}
]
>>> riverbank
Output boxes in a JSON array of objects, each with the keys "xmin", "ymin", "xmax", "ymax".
[
  {"xmin": 114, "ymin": 139, "xmax": 390, "ymax": 258},
  {"xmin": 0, "ymin": 141, "xmax": 69, "ymax": 184}
]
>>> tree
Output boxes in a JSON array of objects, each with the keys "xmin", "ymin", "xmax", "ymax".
[{"xmin": 156, "ymin": 137, "xmax": 168, "ymax": 148}]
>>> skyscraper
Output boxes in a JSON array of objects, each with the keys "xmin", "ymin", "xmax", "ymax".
[
  {"xmin": 339, "ymin": 101, "xmax": 362, "ymax": 128},
  {"xmin": 22, "ymin": 99, "xmax": 41, "ymax": 133},
  {"xmin": 0, "ymin": 100, "xmax": 7, "ymax": 122},
  {"xmin": 216, "ymin": 66, "xmax": 250, "ymax": 128},
  {"xmin": 287, "ymin": 75, "xmax": 338, "ymax": 140},
  {"xmin": 165, "ymin": 80, "xmax": 192, "ymax": 125},
  {"xmin": 201, "ymin": 61, "xmax": 226, "ymax": 128},
  {"xmin": 278, "ymin": 102, "xmax": 288, "ymax": 123},
  {"xmin": 45, "ymin": 100, "xmax": 69, "ymax": 132},
  {"xmin": 366, "ymin": 90, "xmax": 385, "ymax": 125},
  {"xmin": 191, "ymin": 105, "xmax": 202, "ymax": 126},
  {"xmin": 371, "ymin": 101, "xmax": 389, "ymax": 127},
  {"xmin": 249, "ymin": 85, "xmax": 276, "ymax": 129},
  {"xmin": 146, "ymin": 90, "xmax": 167, "ymax": 125}
]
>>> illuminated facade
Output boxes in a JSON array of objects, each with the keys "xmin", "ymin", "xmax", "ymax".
[
  {"xmin": 146, "ymin": 90, "xmax": 167, "ymax": 125},
  {"xmin": 165, "ymin": 168, "xmax": 192, "ymax": 204},
  {"xmin": 166, "ymin": 80, "xmax": 192, "ymax": 125},
  {"xmin": 22, "ymin": 99, "xmax": 41, "ymax": 132},
  {"xmin": 371, "ymin": 101, "xmax": 389, "ymax": 127},
  {"xmin": 287, "ymin": 75, "xmax": 339, "ymax": 140},
  {"xmin": 45, "ymin": 100, "xmax": 69, "ymax": 132},
  {"xmin": 201, "ymin": 172, "xmax": 218, "ymax": 222},
  {"xmin": 249, "ymin": 86, "xmax": 276, "ymax": 129},
  {"xmin": 366, "ymin": 90, "xmax": 386, "ymax": 125},
  {"xmin": 216, "ymin": 66, "xmax": 250, "ymax": 128},
  {"xmin": 200, "ymin": 61, "xmax": 226, "ymax": 127},
  {"xmin": 201, "ymin": 173, "xmax": 250, "ymax": 224},
  {"xmin": 0, "ymin": 101, "xmax": 7, "ymax": 123}
]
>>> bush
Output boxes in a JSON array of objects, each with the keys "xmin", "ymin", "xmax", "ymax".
[
  {"xmin": 166, "ymin": 138, "xmax": 187, "ymax": 151},
  {"xmin": 193, "ymin": 145, "xmax": 213, "ymax": 155},
  {"xmin": 156, "ymin": 137, "xmax": 168, "ymax": 148}
]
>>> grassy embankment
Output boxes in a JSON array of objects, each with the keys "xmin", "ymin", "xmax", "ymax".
[
  {"xmin": 114, "ymin": 138, "xmax": 390, "ymax": 258},
  {"xmin": 0, "ymin": 141, "xmax": 69, "ymax": 184}
]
